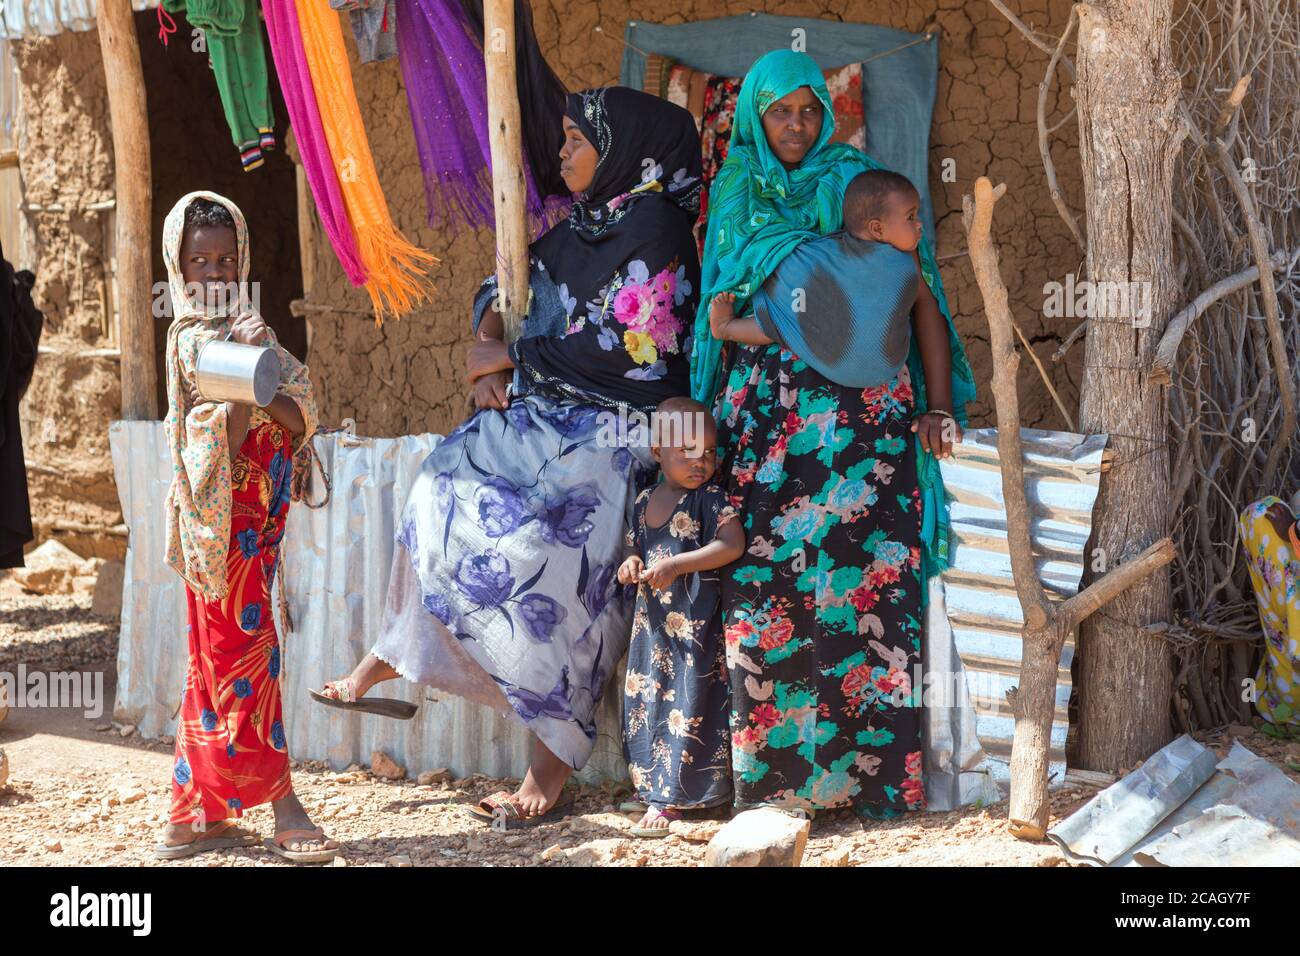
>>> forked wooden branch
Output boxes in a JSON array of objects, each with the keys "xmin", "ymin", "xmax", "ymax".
[{"xmin": 962, "ymin": 176, "xmax": 1175, "ymax": 841}]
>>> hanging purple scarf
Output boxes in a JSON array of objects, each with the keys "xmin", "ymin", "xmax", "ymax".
[
  {"xmin": 261, "ymin": 0, "xmax": 367, "ymax": 286},
  {"xmin": 397, "ymin": 0, "xmax": 566, "ymax": 233}
]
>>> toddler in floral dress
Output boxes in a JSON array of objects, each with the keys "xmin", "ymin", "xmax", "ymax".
[{"xmin": 618, "ymin": 397, "xmax": 745, "ymax": 836}]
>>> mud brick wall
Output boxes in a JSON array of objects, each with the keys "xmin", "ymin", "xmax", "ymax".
[
  {"xmin": 12, "ymin": 32, "xmax": 122, "ymax": 559},
  {"xmin": 306, "ymin": 0, "xmax": 1085, "ymax": 437}
]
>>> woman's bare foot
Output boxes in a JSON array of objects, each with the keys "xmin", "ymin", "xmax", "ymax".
[
  {"xmin": 271, "ymin": 793, "xmax": 338, "ymax": 853},
  {"xmin": 513, "ymin": 737, "xmax": 572, "ymax": 817},
  {"xmin": 318, "ymin": 654, "xmax": 399, "ymax": 701}
]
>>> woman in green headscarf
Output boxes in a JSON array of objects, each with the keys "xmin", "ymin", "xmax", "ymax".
[{"xmin": 698, "ymin": 50, "xmax": 975, "ymax": 818}]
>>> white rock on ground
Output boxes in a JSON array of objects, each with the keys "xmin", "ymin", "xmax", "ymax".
[
  {"xmin": 704, "ymin": 807, "xmax": 811, "ymax": 867},
  {"xmin": 9, "ymin": 540, "xmax": 101, "ymax": 596}
]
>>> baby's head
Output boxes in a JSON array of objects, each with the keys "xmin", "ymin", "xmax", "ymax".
[
  {"xmin": 651, "ymin": 396, "xmax": 718, "ymax": 490},
  {"xmin": 178, "ymin": 198, "xmax": 240, "ymax": 314},
  {"xmin": 842, "ymin": 170, "xmax": 922, "ymax": 252}
]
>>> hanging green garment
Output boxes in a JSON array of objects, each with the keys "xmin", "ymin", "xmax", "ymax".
[
  {"xmin": 164, "ymin": 0, "xmax": 276, "ymax": 170},
  {"xmin": 691, "ymin": 49, "xmax": 976, "ymax": 589}
]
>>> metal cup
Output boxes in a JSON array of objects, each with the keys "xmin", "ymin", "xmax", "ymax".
[{"xmin": 195, "ymin": 338, "xmax": 281, "ymax": 407}]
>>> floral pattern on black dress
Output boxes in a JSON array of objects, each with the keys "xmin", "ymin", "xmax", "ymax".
[
  {"xmin": 717, "ymin": 348, "xmax": 926, "ymax": 817},
  {"xmin": 623, "ymin": 484, "xmax": 738, "ymax": 810}
]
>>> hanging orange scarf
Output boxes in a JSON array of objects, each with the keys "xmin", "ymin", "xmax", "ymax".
[{"xmin": 294, "ymin": 0, "xmax": 436, "ymax": 321}]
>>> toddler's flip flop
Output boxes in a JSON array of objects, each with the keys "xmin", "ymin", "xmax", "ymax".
[{"xmin": 629, "ymin": 806, "xmax": 681, "ymax": 838}]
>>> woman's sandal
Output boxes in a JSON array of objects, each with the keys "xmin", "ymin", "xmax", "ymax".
[
  {"xmin": 153, "ymin": 820, "xmax": 260, "ymax": 860},
  {"xmin": 466, "ymin": 789, "xmax": 577, "ymax": 830},
  {"xmin": 263, "ymin": 826, "xmax": 340, "ymax": 864},
  {"xmin": 309, "ymin": 677, "xmax": 418, "ymax": 720},
  {"xmin": 629, "ymin": 806, "xmax": 681, "ymax": 839}
]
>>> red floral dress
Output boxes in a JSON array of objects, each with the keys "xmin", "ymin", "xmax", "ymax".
[{"xmin": 170, "ymin": 421, "xmax": 294, "ymax": 825}]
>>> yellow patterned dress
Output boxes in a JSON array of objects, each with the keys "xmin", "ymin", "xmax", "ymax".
[{"xmin": 1238, "ymin": 497, "xmax": 1300, "ymax": 726}]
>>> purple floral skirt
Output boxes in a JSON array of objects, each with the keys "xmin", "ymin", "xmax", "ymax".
[{"xmin": 372, "ymin": 394, "xmax": 652, "ymax": 769}]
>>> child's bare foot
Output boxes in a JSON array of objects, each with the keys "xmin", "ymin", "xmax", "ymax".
[
  {"xmin": 709, "ymin": 292, "xmax": 736, "ymax": 338},
  {"xmin": 271, "ymin": 793, "xmax": 338, "ymax": 854},
  {"xmin": 635, "ymin": 806, "xmax": 678, "ymax": 830},
  {"xmin": 160, "ymin": 817, "xmax": 233, "ymax": 848}
]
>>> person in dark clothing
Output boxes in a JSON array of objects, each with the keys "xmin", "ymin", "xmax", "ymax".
[{"xmin": 0, "ymin": 241, "xmax": 41, "ymax": 569}]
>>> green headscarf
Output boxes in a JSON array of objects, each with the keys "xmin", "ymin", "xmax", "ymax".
[{"xmin": 691, "ymin": 49, "xmax": 976, "ymax": 587}]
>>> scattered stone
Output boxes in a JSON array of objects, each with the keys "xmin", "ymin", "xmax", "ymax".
[
  {"xmin": 118, "ymin": 724, "xmax": 136, "ymax": 738},
  {"xmin": 1227, "ymin": 723, "xmax": 1256, "ymax": 738},
  {"xmin": 117, "ymin": 786, "xmax": 146, "ymax": 805},
  {"xmin": 564, "ymin": 838, "xmax": 628, "ymax": 866},
  {"xmin": 417, "ymin": 768, "xmax": 452, "ymax": 787},
  {"xmin": 822, "ymin": 847, "xmax": 851, "ymax": 867},
  {"xmin": 9, "ymin": 540, "xmax": 100, "ymax": 596},
  {"xmin": 94, "ymin": 723, "xmax": 112, "ymax": 732},
  {"xmin": 669, "ymin": 820, "xmax": 723, "ymax": 843},
  {"xmin": 332, "ymin": 857, "xmax": 348, "ymax": 867},
  {"xmin": 385, "ymin": 854, "xmax": 413, "ymax": 867},
  {"xmin": 704, "ymin": 808, "xmax": 810, "ymax": 867},
  {"xmin": 540, "ymin": 843, "xmax": 566, "ymax": 863},
  {"xmin": 370, "ymin": 750, "xmax": 407, "ymax": 781},
  {"xmin": 43, "ymin": 839, "xmax": 62, "ymax": 853},
  {"xmin": 0, "ymin": 748, "xmax": 7, "ymax": 789},
  {"xmin": 90, "ymin": 561, "xmax": 125, "ymax": 618}
]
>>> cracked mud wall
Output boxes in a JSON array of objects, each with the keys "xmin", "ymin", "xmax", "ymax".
[
  {"xmin": 12, "ymin": 31, "xmax": 121, "ymax": 559},
  {"xmin": 307, "ymin": 0, "xmax": 1085, "ymax": 437}
]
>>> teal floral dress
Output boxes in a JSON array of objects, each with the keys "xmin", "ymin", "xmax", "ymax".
[{"xmin": 718, "ymin": 349, "xmax": 925, "ymax": 816}]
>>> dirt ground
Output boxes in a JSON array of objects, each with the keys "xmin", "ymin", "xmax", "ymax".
[{"xmin": 2, "ymin": 589, "xmax": 1297, "ymax": 868}]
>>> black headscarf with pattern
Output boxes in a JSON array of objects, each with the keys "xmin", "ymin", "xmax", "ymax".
[{"xmin": 510, "ymin": 87, "xmax": 704, "ymax": 412}]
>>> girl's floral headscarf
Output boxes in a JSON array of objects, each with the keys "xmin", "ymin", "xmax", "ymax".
[{"xmin": 162, "ymin": 191, "xmax": 318, "ymax": 601}]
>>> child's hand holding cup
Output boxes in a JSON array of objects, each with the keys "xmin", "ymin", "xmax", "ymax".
[{"xmin": 229, "ymin": 309, "xmax": 270, "ymax": 347}]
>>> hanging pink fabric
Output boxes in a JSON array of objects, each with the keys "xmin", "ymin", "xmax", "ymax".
[{"xmin": 261, "ymin": 0, "xmax": 367, "ymax": 287}]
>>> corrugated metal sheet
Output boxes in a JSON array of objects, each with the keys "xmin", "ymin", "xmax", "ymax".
[
  {"xmin": 109, "ymin": 420, "xmax": 628, "ymax": 783},
  {"xmin": 1, "ymin": 0, "xmax": 158, "ymax": 41},
  {"xmin": 1048, "ymin": 735, "xmax": 1300, "ymax": 866},
  {"xmin": 938, "ymin": 426, "xmax": 1109, "ymax": 788}
]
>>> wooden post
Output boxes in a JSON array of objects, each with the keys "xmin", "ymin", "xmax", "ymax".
[
  {"xmin": 483, "ymin": 0, "xmax": 529, "ymax": 342},
  {"xmin": 98, "ymin": 0, "xmax": 157, "ymax": 420},
  {"xmin": 962, "ymin": 176, "xmax": 1176, "ymax": 840}
]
